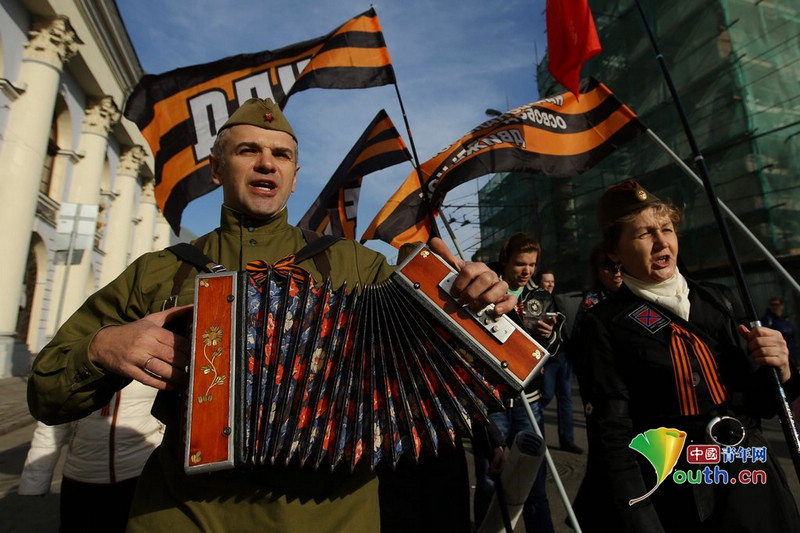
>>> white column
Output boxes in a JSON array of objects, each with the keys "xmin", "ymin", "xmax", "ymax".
[
  {"xmin": 130, "ymin": 178, "xmax": 158, "ymax": 259},
  {"xmin": 54, "ymin": 97, "xmax": 120, "ymax": 322},
  {"xmin": 0, "ymin": 17, "xmax": 80, "ymax": 375},
  {"xmin": 99, "ymin": 146, "xmax": 145, "ymax": 286},
  {"xmin": 154, "ymin": 212, "xmax": 174, "ymax": 250}
]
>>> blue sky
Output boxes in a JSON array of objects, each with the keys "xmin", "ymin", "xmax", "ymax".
[{"xmin": 116, "ymin": 0, "xmax": 549, "ymax": 261}]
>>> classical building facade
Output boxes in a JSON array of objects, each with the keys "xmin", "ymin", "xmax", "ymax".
[{"xmin": 0, "ymin": 0, "xmax": 171, "ymax": 377}]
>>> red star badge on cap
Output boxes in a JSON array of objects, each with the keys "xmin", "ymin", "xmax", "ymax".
[{"xmin": 264, "ymin": 112, "xmax": 274, "ymax": 122}]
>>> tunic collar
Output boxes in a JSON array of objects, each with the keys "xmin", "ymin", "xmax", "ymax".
[{"xmin": 218, "ymin": 205, "xmax": 290, "ymax": 235}]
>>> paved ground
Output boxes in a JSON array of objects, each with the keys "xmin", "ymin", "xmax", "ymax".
[
  {"xmin": 0, "ymin": 375, "xmax": 798, "ymax": 532},
  {"xmin": 0, "ymin": 377, "xmax": 60, "ymax": 533},
  {"xmin": 0, "ymin": 377, "xmax": 33, "ymax": 437}
]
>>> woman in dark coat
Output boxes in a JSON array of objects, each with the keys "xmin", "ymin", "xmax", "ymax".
[{"xmin": 571, "ymin": 179, "xmax": 800, "ymax": 532}]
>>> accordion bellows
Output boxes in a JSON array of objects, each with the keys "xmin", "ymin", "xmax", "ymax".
[{"xmin": 185, "ymin": 244, "xmax": 548, "ymax": 474}]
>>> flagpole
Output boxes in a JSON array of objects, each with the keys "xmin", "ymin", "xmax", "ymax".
[
  {"xmin": 383, "ymin": 59, "xmax": 472, "ymax": 259},
  {"xmin": 438, "ymin": 207, "xmax": 467, "ymax": 259},
  {"xmin": 389, "ymin": 80, "xmax": 470, "ymax": 259},
  {"xmin": 633, "ymin": 0, "xmax": 800, "ymax": 479},
  {"xmin": 645, "ymin": 128, "xmax": 800, "ymax": 298},
  {"xmin": 521, "ymin": 392, "xmax": 583, "ymax": 533}
]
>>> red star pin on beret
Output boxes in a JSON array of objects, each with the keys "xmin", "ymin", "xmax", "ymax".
[{"xmin": 264, "ymin": 112, "xmax": 274, "ymax": 122}]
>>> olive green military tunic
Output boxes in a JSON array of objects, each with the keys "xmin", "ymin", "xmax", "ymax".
[{"xmin": 29, "ymin": 207, "xmax": 394, "ymax": 532}]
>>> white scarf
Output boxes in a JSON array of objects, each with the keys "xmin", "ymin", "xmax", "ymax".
[{"xmin": 623, "ymin": 271, "xmax": 691, "ymax": 320}]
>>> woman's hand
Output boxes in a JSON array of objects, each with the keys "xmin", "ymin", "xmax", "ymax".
[{"xmin": 738, "ymin": 325, "xmax": 791, "ymax": 383}]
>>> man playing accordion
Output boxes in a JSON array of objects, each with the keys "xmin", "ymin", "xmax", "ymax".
[{"xmin": 28, "ymin": 98, "xmax": 518, "ymax": 532}]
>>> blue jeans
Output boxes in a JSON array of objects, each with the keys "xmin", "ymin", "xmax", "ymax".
[
  {"xmin": 474, "ymin": 400, "xmax": 554, "ymax": 533},
  {"xmin": 540, "ymin": 355, "xmax": 575, "ymax": 446}
]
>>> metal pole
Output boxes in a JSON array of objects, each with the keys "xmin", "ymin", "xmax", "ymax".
[
  {"xmin": 439, "ymin": 207, "xmax": 467, "ymax": 260},
  {"xmin": 389, "ymin": 80, "xmax": 446, "ymax": 237},
  {"xmin": 633, "ymin": 0, "xmax": 800, "ymax": 480},
  {"xmin": 520, "ymin": 394, "xmax": 582, "ymax": 533},
  {"xmin": 633, "ymin": 0, "xmax": 756, "ymax": 317},
  {"xmin": 646, "ymin": 129, "xmax": 800, "ymax": 297}
]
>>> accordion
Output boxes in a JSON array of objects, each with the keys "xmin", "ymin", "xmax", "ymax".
[{"xmin": 185, "ymin": 244, "xmax": 549, "ymax": 474}]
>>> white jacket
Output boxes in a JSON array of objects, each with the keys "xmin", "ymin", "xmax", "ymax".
[{"xmin": 18, "ymin": 380, "xmax": 164, "ymax": 494}]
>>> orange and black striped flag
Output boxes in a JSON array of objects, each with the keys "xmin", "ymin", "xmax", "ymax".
[
  {"xmin": 298, "ymin": 110, "xmax": 411, "ymax": 239},
  {"xmin": 361, "ymin": 78, "xmax": 646, "ymax": 248},
  {"xmin": 123, "ymin": 8, "xmax": 394, "ymax": 233},
  {"xmin": 359, "ymin": 169, "xmax": 436, "ymax": 248}
]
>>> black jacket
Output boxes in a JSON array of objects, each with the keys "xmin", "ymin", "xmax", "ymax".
[{"xmin": 571, "ymin": 280, "xmax": 800, "ymax": 532}]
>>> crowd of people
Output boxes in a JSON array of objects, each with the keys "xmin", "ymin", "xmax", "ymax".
[{"xmin": 19, "ymin": 98, "xmax": 800, "ymax": 532}]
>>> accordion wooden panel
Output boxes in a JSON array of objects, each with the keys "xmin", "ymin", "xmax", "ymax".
[{"xmin": 185, "ymin": 244, "xmax": 549, "ymax": 474}]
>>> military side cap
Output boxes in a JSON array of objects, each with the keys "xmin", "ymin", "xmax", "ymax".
[
  {"xmin": 597, "ymin": 179, "xmax": 660, "ymax": 229},
  {"xmin": 219, "ymin": 98, "xmax": 296, "ymax": 141}
]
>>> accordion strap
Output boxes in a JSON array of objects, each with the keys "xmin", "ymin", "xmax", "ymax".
[
  {"xmin": 163, "ymin": 235, "xmax": 217, "ymax": 309},
  {"xmin": 168, "ymin": 238, "xmax": 225, "ymax": 273},
  {"xmin": 162, "ymin": 230, "xmax": 342, "ymax": 309},
  {"xmin": 297, "ymin": 228, "xmax": 343, "ymax": 279}
]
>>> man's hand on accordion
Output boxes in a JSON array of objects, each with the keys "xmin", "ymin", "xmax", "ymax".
[
  {"xmin": 88, "ymin": 304, "xmax": 193, "ymax": 390},
  {"xmin": 428, "ymin": 237, "xmax": 518, "ymax": 317}
]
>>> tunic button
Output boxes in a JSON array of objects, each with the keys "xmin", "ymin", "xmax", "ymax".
[
  {"xmin": 249, "ymin": 239, "xmax": 257, "ymax": 245},
  {"xmin": 692, "ymin": 372, "xmax": 701, "ymax": 386},
  {"xmin": 247, "ymin": 227, "xmax": 255, "ymax": 232}
]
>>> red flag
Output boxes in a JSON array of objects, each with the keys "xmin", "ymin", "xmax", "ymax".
[{"xmin": 546, "ymin": 0, "xmax": 602, "ymax": 99}]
